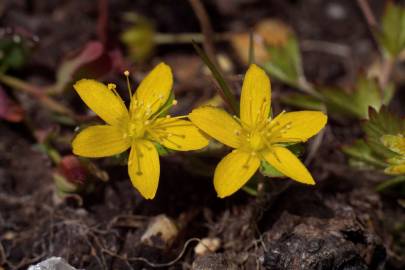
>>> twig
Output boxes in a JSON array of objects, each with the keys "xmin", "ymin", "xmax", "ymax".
[
  {"xmin": 0, "ymin": 241, "xmax": 6, "ymax": 265},
  {"xmin": 154, "ymin": 32, "xmax": 230, "ymax": 44},
  {"xmin": 356, "ymin": 0, "xmax": 378, "ymax": 28},
  {"xmin": 379, "ymin": 56, "xmax": 394, "ymax": 90},
  {"xmin": 102, "ymin": 238, "xmax": 202, "ymax": 268},
  {"xmin": 356, "ymin": 0, "xmax": 381, "ymax": 52},
  {"xmin": 301, "ymin": 40, "xmax": 351, "ymax": 58},
  {"xmin": 0, "ymin": 74, "xmax": 76, "ymax": 118},
  {"xmin": 97, "ymin": 0, "xmax": 109, "ymax": 44},
  {"xmin": 305, "ymin": 127, "xmax": 326, "ymax": 165},
  {"xmin": 356, "ymin": 0, "xmax": 394, "ymax": 90},
  {"xmin": 188, "ymin": 0, "xmax": 219, "ymax": 67}
]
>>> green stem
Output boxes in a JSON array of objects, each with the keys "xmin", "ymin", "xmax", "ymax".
[
  {"xmin": 192, "ymin": 41, "xmax": 239, "ymax": 115},
  {"xmin": 154, "ymin": 32, "xmax": 229, "ymax": 44},
  {"xmin": 376, "ymin": 175, "xmax": 405, "ymax": 192},
  {"xmin": 0, "ymin": 73, "xmax": 76, "ymax": 118}
]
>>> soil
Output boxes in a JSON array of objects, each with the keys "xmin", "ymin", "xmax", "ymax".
[{"xmin": 1, "ymin": 0, "xmax": 404, "ymax": 269}]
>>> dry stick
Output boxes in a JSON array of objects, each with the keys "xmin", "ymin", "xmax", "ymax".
[
  {"xmin": 301, "ymin": 40, "xmax": 351, "ymax": 58},
  {"xmin": 97, "ymin": 0, "xmax": 109, "ymax": 44},
  {"xmin": 188, "ymin": 0, "xmax": 219, "ymax": 68},
  {"xmin": 356, "ymin": 0, "xmax": 378, "ymax": 28},
  {"xmin": 0, "ymin": 74, "xmax": 77, "ymax": 119},
  {"xmin": 356, "ymin": 0, "xmax": 394, "ymax": 91},
  {"xmin": 188, "ymin": 0, "xmax": 239, "ymax": 114},
  {"xmin": 0, "ymin": 241, "xmax": 6, "ymax": 265},
  {"xmin": 305, "ymin": 128, "xmax": 326, "ymax": 165},
  {"xmin": 102, "ymin": 238, "xmax": 202, "ymax": 268}
]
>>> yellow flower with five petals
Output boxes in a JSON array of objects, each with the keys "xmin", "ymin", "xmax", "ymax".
[
  {"xmin": 189, "ymin": 64, "xmax": 327, "ymax": 198},
  {"xmin": 72, "ymin": 63, "xmax": 209, "ymax": 199}
]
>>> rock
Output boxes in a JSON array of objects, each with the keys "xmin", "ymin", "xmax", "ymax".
[
  {"xmin": 192, "ymin": 253, "xmax": 237, "ymax": 270},
  {"xmin": 260, "ymin": 187, "xmax": 387, "ymax": 270},
  {"xmin": 27, "ymin": 257, "xmax": 79, "ymax": 270},
  {"xmin": 325, "ymin": 2, "xmax": 346, "ymax": 20},
  {"xmin": 141, "ymin": 214, "xmax": 179, "ymax": 249},
  {"xmin": 194, "ymin": 237, "xmax": 221, "ymax": 256}
]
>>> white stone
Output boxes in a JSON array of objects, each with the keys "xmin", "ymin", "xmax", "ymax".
[
  {"xmin": 141, "ymin": 214, "xmax": 179, "ymax": 248},
  {"xmin": 27, "ymin": 257, "xmax": 79, "ymax": 270},
  {"xmin": 194, "ymin": 237, "xmax": 221, "ymax": 256}
]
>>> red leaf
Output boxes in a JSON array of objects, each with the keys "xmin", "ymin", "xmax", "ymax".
[
  {"xmin": 53, "ymin": 41, "xmax": 105, "ymax": 92},
  {"xmin": 0, "ymin": 87, "xmax": 24, "ymax": 122},
  {"xmin": 58, "ymin": 155, "xmax": 87, "ymax": 185}
]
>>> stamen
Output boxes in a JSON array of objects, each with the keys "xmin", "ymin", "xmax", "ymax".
[
  {"xmin": 108, "ymin": 83, "xmax": 119, "ymax": 96},
  {"xmin": 255, "ymin": 98, "xmax": 268, "ymax": 124},
  {"xmin": 134, "ymin": 145, "xmax": 143, "ymax": 176},
  {"xmin": 243, "ymin": 152, "xmax": 254, "ymax": 169},
  {"xmin": 233, "ymin": 115, "xmax": 250, "ymax": 130},
  {"xmin": 163, "ymin": 136, "xmax": 182, "ymax": 148},
  {"xmin": 147, "ymin": 97, "xmax": 178, "ymax": 121},
  {"xmin": 146, "ymin": 128, "xmax": 183, "ymax": 149},
  {"xmin": 124, "ymin": 70, "xmax": 133, "ymax": 102}
]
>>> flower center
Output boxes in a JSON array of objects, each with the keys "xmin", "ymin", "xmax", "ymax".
[
  {"xmin": 127, "ymin": 119, "xmax": 146, "ymax": 139},
  {"xmin": 248, "ymin": 130, "xmax": 265, "ymax": 151}
]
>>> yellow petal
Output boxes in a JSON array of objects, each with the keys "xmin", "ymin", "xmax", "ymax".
[
  {"xmin": 263, "ymin": 147, "xmax": 315, "ymax": 185},
  {"xmin": 381, "ymin": 134, "xmax": 405, "ymax": 155},
  {"xmin": 240, "ymin": 64, "xmax": 271, "ymax": 127},
  {"xmin": 128, "ymin": 140, "xmax": 160, "ymax": 199},
  {"xmin": 132, "ymin": 63, "xmax": 173, "ymax": 116},
  {"xmin": 189, "ymin": 106, "xmax": 242, "ymax": 148},
  {"xmin": 74, "ymin": 79, "xmax": 129, "ymax": 126},
  {"xmin": 214, "ymin": 150, "xmax": 260, "ymax": 198},
  {"xmin": 272, "ymin": 111, "xmax": 327, "ymax": 143},
  {"xmin": 385, "ymin": 163, "xmax": 405, "ymax": 175},
  {"xmin": 72, "ymin": 125, "xmax": 130, "ymax": 157},
  {"xmin": 149, "ymin": 118, "xmax": 209, "ymax": 151}
]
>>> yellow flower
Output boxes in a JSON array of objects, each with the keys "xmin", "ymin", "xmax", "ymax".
[
  {"xmin": 189, "ymin": 64, "xmax": 327, "ymax": 198},
  {"xmin": 381, "ymin": 134, "xmax": 405, "ymax": 175},
  {"xmin": 72, "ymin": 63, "xmax": 209, "ymax": 199}
]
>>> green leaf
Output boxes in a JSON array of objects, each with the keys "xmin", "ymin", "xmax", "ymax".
[
  {"xmin": 192, "ymin": 41, "xmax": 239, "ymax": 115},
  {"xmin": 377, "ymin": 2, "xmax": 405, "ymax": 57},
  {"xmin": 281, "ymin": 93, "xmax": 324, "ymax": 111},
  {"xmin": 260, "ymin": 160, "xmax": 285, "ymax": 178},
  {"xmin": 320, "ymin": 76, "xmax": 389, "ymax": 119},
  {"xmin": 52, "ymin": 41, "xmax": 104, "ymax": 94},
  {"xmin": 342, "ymin": 139, "xmax": 387, "ymax": 169},
  {"xmin": 376, "ymin": 175, "xmax": 405, "ymax": 192},
  {"xmin": 120, "ymin": 21, "xmax": 155, "ymax": 62},
  {"xmin": 288, "ymin": 143, "xmax": 305, "ymax": 157},
  {"xmin": 53, "ymin": 172, "xmax": 81, "ymax": 193},
  {"xmin": 154, "ymin": 142, "xmax": 173, "ymax": 156},
  {"xmin": 364, "ymin": 107, "xmax": 405, "ymax": 158},
  {"xmin": 153, "ymin": 90, "xmax": 175, "ymax": 118},
  {"xmin": 0, "ymin": 37, "xmax": 29, "ymax": 72},
  {"xmin": 262, "ymin": 35, "xmax": 302, "ymax": 88}
]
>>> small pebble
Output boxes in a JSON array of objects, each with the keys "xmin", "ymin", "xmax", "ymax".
[
  {"xmin": 141, "ymin": 214, "xmax": 178, "ymax": 249},
  {"xmin": 326, "ymin": 2, "xmax": 346, "ymax": 20},
  {"xmin": 194, "ymin": 237, "xmax": 221, "ymax": 256}
]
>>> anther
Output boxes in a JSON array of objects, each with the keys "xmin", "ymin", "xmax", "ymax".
[
  {"xmin": 172, "ymin": 100, "xmax": 178, "ymax": 105},
  {"xmin": 107, "ymin": 83, "xmax": 117, "ymax": 90},
  {"xmin": 124, "ymin": 70, "xmax": 133, "ymax": 101}
]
